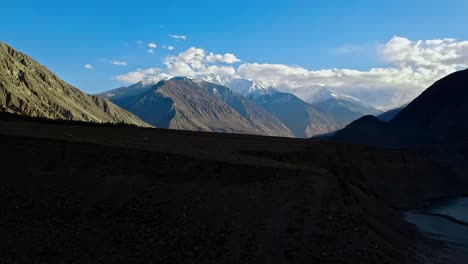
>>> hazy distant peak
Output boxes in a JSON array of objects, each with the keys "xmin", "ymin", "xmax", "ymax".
[{"xmin": 307, "ymin": 87, "xmax": 362, "ymax": 104}]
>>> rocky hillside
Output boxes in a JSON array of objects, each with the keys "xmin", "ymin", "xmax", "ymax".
[
  {"xmin": 0, "ymin": 42, "xmax": 149, "ymax": 126},
  {"xmin": 248, "ymin": 90, "xmax": 340, "ymax": 138},
  {"xmin": 112, "ymin": 77, "xmax": 266, "ymax": 134},
  {"xmin": 102, "ymin": 78, "xmax": 293, "ymax": 137},
  {"xmin": 198, "ymin": 81, "xmax": 293, "ymax": 137}
]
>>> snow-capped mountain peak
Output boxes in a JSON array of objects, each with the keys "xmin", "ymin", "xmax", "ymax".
[
  {"xmin": 197, "ymin": 74, "xmax": 273, "ymax": 96},
  {"xmin": 198, "ymin": 74, "xmax": 234, "ymax": 86},
  {"xmin": 139, "ymin": 74, "xmax": 172, "ymax": 87},
  {"xmin": 306, "ymin": 87, "xmax": 363, "ymax": 104}
]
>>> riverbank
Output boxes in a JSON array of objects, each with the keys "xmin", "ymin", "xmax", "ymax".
[{"xmin": 405, "ymin": 197, "xmax": 468, "ymax": 263}]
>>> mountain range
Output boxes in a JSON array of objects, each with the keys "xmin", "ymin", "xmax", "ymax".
[
  {"xmin": 0, "ymin": 42, "xmax": 408, "ymax": 138},
  {"xmin": 198, "ymin": 75, "xmax": 384, "ymax": 132},
  {"xmin": 246, "ymin": 89, "xmax": 340, "ymax": 137},
  {"xmin": 334, "ymin": 69, "xmax": 468, "ymax": 146},
  {"xmin": 101, "ymin": 74, "xmax": 383, "ymax": 137},
  {"xmin": 306, "ymin": 87, "xmax": 382, "ymax": 127},
  {"xmin": 2, "ymin": 41, "xmax": 468, "ymax": 263},
  {"xmin": 3, "ymin": 67, "xmax": 467, "ymax": 263},
  {"xmin": 0, "ymin": 42, "xmax": 149, "ymax": 127},
  {"xmin": 102, "ymin": 77, "xmax": 293, "ymax": 136}
]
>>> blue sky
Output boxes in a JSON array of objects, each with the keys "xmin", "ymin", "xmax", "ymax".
[{"xmin": 2, "ymin": 0, "xmax": 468, "ymax": 93}]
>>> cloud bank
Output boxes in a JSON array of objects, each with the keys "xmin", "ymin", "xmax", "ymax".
[
  {"xmin": 115, "ymin": 36, "xmax": 468, "ymax": 108},
  {"xmin": 163, "ymin": 47, "xmax": 239, "ymax": 76},
  {"xmin": 115, "ymin": 68, "xmax": 161, "ymax": 83}
]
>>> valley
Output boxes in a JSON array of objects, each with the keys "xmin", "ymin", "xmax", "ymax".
[
  {"xmin": 1, "ymin": 113, "xmax": 467, "ymax": 263},
  {"xmin": 1, "ymin": 38, "xmax": 467, "ymax": 263}
]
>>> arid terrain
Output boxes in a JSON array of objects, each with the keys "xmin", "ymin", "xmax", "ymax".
[
  {"xmin": 1, "ymin": 113, "xmax": 467, "ymax": 263},
  {"xmin": 2, "ymin": 2, "xmax": 468, "ymax": 263}
]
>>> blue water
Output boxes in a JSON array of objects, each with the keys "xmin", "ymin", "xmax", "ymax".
[
  {"xmin": 405, "ymin": 197, "xmax": 468, "ymax": 247},
  {"xmin": 432, "ymin": 198, "xmax": 468, "ymax": 224}
]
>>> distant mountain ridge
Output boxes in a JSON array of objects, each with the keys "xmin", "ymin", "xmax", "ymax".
[
  {"xmin": 377, "ymin": 104, "xmax": 407, "ymax": 122},
  {"xmin": 198, "ymin": 81, "xmax": 294, "ymax": 136},
  {"xmin": 307, "ymin": 87, "xmax": 382, "ymax": 127},
  {"xmin": 101, "ymin": 74, "xmax": 390, "ymax": 137},
  {"xmin": 200, "ymin": 75, "xmax": 384, "ymax": 129},
  {"xmin": 247, "ymin": 89, "xmax": 340, "ymax": 137},
  {"xmin": 202, "ymin": 76, "xmax": 381, "ymax": 134},
  {"xmin": 0, "ymin": 42, "xmax": 149, "ymax": 126},
  {"xmin": 100, "ymin": 75, "xmax": 171, "ymax": 100},
  {"xmin": 101, "ymin": 76, "xmax": 346, "ymax": 137},
  {"xmin": 199, "ymin": 74, "xmax": 271, "ymax": 96},
  {"xmin": 103, "ymin": 77, "xmax": 294, "ymax": 136},
  {"xmin": 334, "ymin": 69, "xmax": 468, "ymax": 146}
]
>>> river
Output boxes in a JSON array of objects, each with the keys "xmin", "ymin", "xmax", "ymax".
[{"xmin": 405, "ymin": 197, "xmax": 468, "ymax": 247}]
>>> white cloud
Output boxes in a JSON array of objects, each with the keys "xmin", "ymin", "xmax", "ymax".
[
  {"xmin": 236, "ymin": 63, "xmax": 425, "ymax": 108},
  {"xmin": 163, "ymin": 47, "xmax": 236, "ymax": 76},
  {"xmin": 147, "ymin": 49, "xmax": 155, "ymax": 54},
  {"xmin": 115, "ymin": 68, "xmax": 162, "ymax": 83},
  {"xmin": 84, "ymin": 64, "xmax": 93, "ymax": 70},
  {"xmin": 170, "ymin": 34, "xmax": 187, "ymax": 40},
  {"xmin": 206, "ymin": 52, "xmax": 241, "ymax": 64},
  {"xmin": 236, "ymin": 63, "xmax": 422, "ymax": 90},
  {"xmin": 379, "ymin": 36, "xmax": 468, "ymax": 71},
  {"xmin": 114, "ymin": 37, "xmax": 468, "ymax": 109},
  {"xmin": 148, "ymin": 42, "xmax": 157, "ymax": 48},
  {"xmin": 235, "ymin": 37, "xmax": 468, "ymax": 108},
  {"xmin": 111, "ymin": 61, "xmax": 128, "ymax": 66},
  {"xmin": 100, "ymin": 59, "xmax": 128, "ymax": 66},
  {"xmin": 163, "ymin": 45, "xmax": 174, "ymax": 51}
]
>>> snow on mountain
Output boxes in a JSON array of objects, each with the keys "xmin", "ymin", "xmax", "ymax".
[
  {"xmin": 306, "ymin": 87, "xmax": 363, "ymax": 104},
  {"xmin": 197, "ymin": 74, "xmax": 272, "ymax": 96},
  {"xmin": 110, "ymin": 73, "xmax": 420, "ymax": 111},
  {"xmin": 100, "ymin": 74, "xmax": 171, "ymax": 100},
  {"xmin": 292, "ymin": 85, "xmax": 421, "ymax": 111},
  {"xmin": 139, "ymin": 74, "xmax": 172, "ymax": 87},
  {"xmin": 340, "ymin": 87, "xmax": 422, "ymax": 111},
  {"xmin": 305, "ymin": 87, "xmax": 383, "ymax": 127}
]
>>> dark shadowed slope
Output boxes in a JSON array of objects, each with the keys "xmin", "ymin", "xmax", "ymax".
[
  {"xmin": 391, "ymin": 69, "xmax": 468, "ymax": 142},
  {"xmin": 2, "ymin": 113, "xmax": 465, "ymax": 263},
  {"xmin": 334, "ymin": 69, "xmax": 468, "ymax": 146},
  {"xmin": 248, "ymin": 90, "xmax": 340, "ymax": 138},
  {"xmin": 377, "ymin": 105, "xmax": 406, "ymax": 122},
  {"xmin": 0, "ymin": 42, "xmax": 149, "ymax": 126}
]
